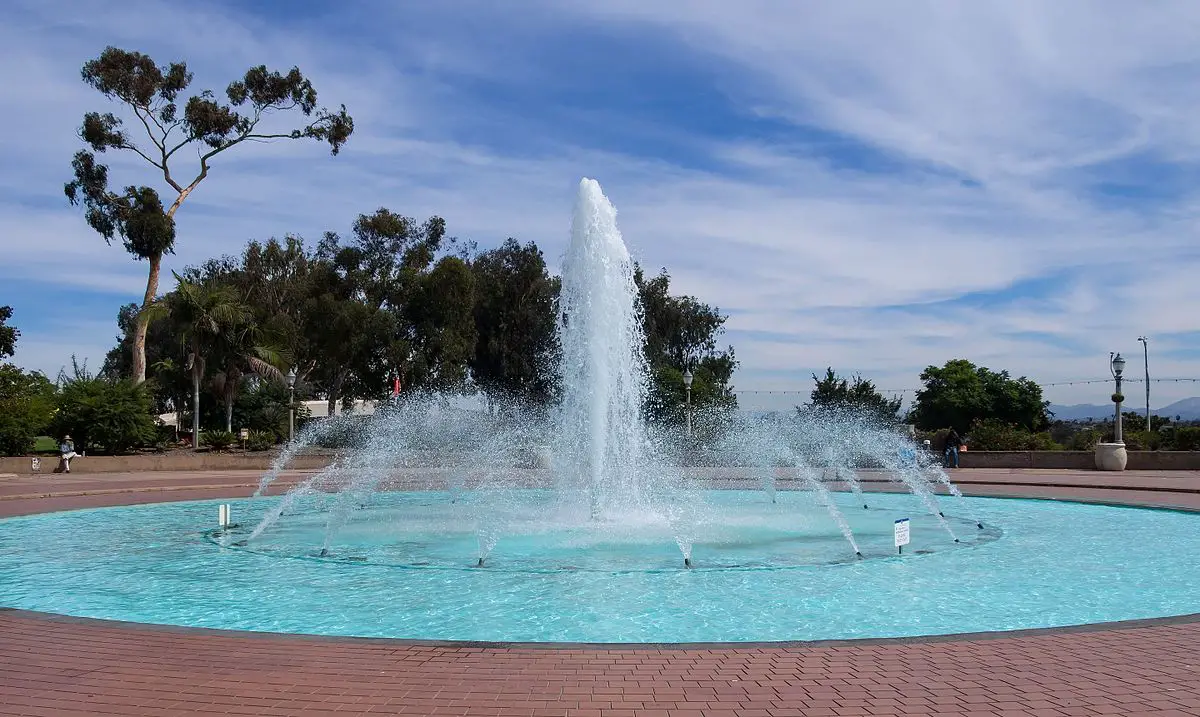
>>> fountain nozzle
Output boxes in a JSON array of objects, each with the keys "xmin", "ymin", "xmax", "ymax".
[
  {"xmin": 476, "ymin": 557, "xmax": 485, "ymax": 567},
  {"xmin": 863, "ymin": 504, "xmax": 869, "ymax": 510},
  {"xmin": 683, "ymin": 557, "xmax": 692, "ymax": 568},
  {"xmin": 977, "ymin": 522, "xmax": 984, "ymax": 530},
  {"xmin": 939, "ymin": 511, "xmax": 945, "ymax": 518},
  {"xmin": 855, "ymin": 551, "xmax": 863, "ymax": 559}
]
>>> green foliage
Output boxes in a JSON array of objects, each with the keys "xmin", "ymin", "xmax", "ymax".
[
  {"xmin": 66, "ymin": 46, "xmax": 354, "ymax": 384},
  {"xmin": 406, "ymin": 256, "xmax": 477, "ymax": 392},
  {"xmin": 245, "ymin": 430, "xmax": 276, "ymax": 452},
  {"xmin": 967, "ymin": 418, "xmax": 1059, "ymax": 451},
  {"xmin": 1068, "ymin": 427, "xmax": 1102, "ymax": 451},
  {"xmin": 804, "ymin": 368, "xmax": 902, "ymax": 424},
  {"xmin": 644, "ymin": 364, "xmax": 738, "ymax": 436},
  {"xmin": 1123, "ymin": 430, "xmax": 1162, "ymax": 451},
  {"xmin": 0, "ymin": 306, "xmax": 18, "ymax": 359},
  {"xmin": 636, "ymin": 267, "xmax": 738, "ymax": 428},
  {"xmin": 51, "ymin": 361, "xmax": 157, "ymax": 454},
  {"xmin": 470, "ymin": 239, "xmax": 560, "ymax": 404},
  {"xmin": 1173, "ymin": 427, "xmax": 1200, "ymax": 451},
  {"xmin": 201, "ymin": 430, "xmax": 236, "ymax": 451},
  {"xmin": 0, "ymin": 364, "xmax": 56, "ymax": 456},
  {"xmin": 909, "ymin": 359, "xmax": 1049, "ymax": 433}
]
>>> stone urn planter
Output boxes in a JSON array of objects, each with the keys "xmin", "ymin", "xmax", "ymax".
[{"xmin": 1094, "ymin": 442, "xmax": 1128, "ymax": 471}]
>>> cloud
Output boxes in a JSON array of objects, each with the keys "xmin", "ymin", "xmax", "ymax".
[{"xmin": 1, "ymin": 0, "xmax": 1198, "ymax": 410}]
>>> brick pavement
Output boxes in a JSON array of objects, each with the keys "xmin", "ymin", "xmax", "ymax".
[{"xmin": 2, "ymin": 470, "xmax": 1200, "ymax": 716}]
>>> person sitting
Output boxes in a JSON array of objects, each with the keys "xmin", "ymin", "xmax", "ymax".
[
  {"xmin": 943, "ymin": 428, "xmax": 961, "ymax": 469},
  {"xmin": 57, "ymin": 435, "xmax": 80, "ymax": 474}
]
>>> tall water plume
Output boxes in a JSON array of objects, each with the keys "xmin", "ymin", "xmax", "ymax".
[{"xmin": 554, "ymin": 178, "xmax": 652, "ymax": 519}]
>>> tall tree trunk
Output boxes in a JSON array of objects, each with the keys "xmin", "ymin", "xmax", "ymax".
[
  {"xmin": 192, "ymin": 368, "xmax": 201, "ymax": 450},
  {"xmin": 327, "ymin": 371, "xmax": 346, "ymax": 418},
  {"xmin": 132, "ymin": 252, "xmax": 163, "ymax": 385},
  {"xmin": 225, "ymin": 393, "xmax": 234, "ymax": 433}
]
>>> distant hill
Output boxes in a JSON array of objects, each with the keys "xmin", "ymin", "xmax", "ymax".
[{"xmin": 1049, "ymin": 397, "xmax": 1200, "ymax": 422}]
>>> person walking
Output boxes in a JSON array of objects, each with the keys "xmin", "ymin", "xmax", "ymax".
[
  {"xmin": 943, "ymin": 428, "xmax": 961, "ymax": 469},
  {"xmin": 57, "ymin": 435, "xmax": 80, "ymax": 474}
]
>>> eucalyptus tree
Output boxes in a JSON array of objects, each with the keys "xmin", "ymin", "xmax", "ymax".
[
  {"xmin": 65, "ymin": 46, "xmax": 354, "ymax": 385},
  {"xmin": 469, "ymin": 239, "xmax": 561, "ymax": 406}
]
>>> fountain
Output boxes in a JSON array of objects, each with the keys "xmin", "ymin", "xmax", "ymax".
[
  {"xmin": 11, "ymin": 177, "xmax": 1200, "ymax": 644},
  {"xmin": 247, "ymin": 178, "xmax": 979, "ymax": 569}
]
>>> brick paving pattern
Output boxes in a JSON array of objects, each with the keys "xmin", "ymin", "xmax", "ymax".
[{"xmin": 2, "ymin": 469, "xmax": 1200, "ymax": 716}]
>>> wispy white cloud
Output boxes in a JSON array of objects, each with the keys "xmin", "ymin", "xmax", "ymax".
[{"xmin": 1, "ymin": 0, "xmax": 1198, "ymax": 409}]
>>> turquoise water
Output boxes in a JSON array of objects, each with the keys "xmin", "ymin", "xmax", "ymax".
[{"xmin": 1, "ymin": 491, "xmax": 1198, "ymax": 642}]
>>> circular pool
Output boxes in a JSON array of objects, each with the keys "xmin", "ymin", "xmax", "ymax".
[{"xmin": 2, "ymin": 491, "xmax": 1198, "ymax": 642}]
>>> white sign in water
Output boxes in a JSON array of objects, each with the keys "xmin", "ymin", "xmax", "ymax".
[{"xmin": 894, "ymin": 518, "xmax": 911, "ymax": 551}]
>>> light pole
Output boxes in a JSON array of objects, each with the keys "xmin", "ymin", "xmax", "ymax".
[
  {"xmin": 286, "ymin": 368, "xmax": 297, "ymax": 443},
  {"xmin": 1137, "ymin": 336, "xmax": 1150, "ymax": 432},
  {"xmin": 682, "ymin": 368, "xmax": 693, "ymax": 437},
  {"xmin": 1110, "ymin": 352, "xmax": 1126, "ymax": 444}
]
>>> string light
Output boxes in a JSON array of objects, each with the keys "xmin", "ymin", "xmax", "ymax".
[{"xmin": 733, "ymin": 377, "xmax": 1200, "ymax": 396}]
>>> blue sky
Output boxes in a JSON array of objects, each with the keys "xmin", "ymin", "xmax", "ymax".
[{"xmin": 2, "ymin": 0, "xmax": 1199, "ymax": 410}]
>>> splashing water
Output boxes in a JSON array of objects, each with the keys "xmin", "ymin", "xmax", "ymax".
[{"xmin": 245, "ymin": 178, "xmax": 980, "ymax": 567}]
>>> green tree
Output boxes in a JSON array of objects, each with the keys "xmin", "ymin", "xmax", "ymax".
[
  {"xmin": 908, "ymin": 358, "xmax": 1049, "ymax": 432},
  {"xmin": 65, "ymin": 46, "xmax": 354, "ymax": 385},
  {"xmin": 51, "ymin": 359, "xmax": 157, "ymax": 455},
  {"xmin": 154, "ymin": 274, "xmax": 254, "ymax": 447},
  {"xmin": 804, "ymin": 367, "xmax": 902, "ymax": 423},
  {"xmin": 635, "ymin": 267, "xmax": 738, "ymax": 425},
  {"xmin": 313, "ymin": 211, "xmax": 469, "ymax": 406},
  {"xmin": 209, "ymin": 318, "xmax": 287, "ymax": 433},
  {"xmin": 469, "ymin": 238, "xmax": 561, "ymax": 405},
  {"xmin": 0, "ymin": 306, "xmax": 17, "ymax": 359},
  {"xmin": 0, "ymin": 364, "xmax": 56, "ymax": 456},
  {"xmin": 405, "ymin": 256, "xmax": 477, "ymax": 392}
]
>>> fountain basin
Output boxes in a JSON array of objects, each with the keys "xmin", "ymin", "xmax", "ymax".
[{"xmin": 2, "ymin": 491, "xmax": 1199, "ymax": 643}]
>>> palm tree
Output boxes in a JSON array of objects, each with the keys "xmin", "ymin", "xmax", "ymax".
[
  {"xmin": 145, "ymin": 273, "xmax": 252, "ymax": 449},
  {"xmin": 209, "ymin": 320, "xmax": 288, "ymax": 433}
]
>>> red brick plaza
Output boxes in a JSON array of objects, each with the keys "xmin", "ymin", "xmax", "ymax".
[{"xmin": 2, "ymin": 469, "xmax": 1200, "ymax": 717}]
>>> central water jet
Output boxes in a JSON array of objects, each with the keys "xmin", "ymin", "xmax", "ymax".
[{"xmin": 554, "ymin": 178, "xmax": 652, "ymax": 520}]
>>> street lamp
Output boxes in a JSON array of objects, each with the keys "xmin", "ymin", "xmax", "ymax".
[
  {"xmin": 1110, "ymin": 352, "xmax": 1126, "ymax": 444},
  {"xmin": 682, "ymin": 368, "xmax": 694, "ymax": 437},
  {"xmin": 286, "ymin": 368, "xmax": 297, "ymax": 443},
  {"xmin": 1137, "ymin": 336, "xmax": 1150, "ymax": 432}
]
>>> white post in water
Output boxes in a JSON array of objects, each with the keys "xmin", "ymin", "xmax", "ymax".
[
  {"xmin": 218, "ymin": 504, "xmax": 230, "ymax": 529},
  {"xmin": 894, "ymin": 518, "xmax": 910, "ymax": 555}
]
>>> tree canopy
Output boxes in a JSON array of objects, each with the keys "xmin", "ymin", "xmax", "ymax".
[
  {"xmin": 636, "ymin": 267, "xmax": 739, "ymax": 426},
  {"xmin": 803, "ymin": 367, "xmax": 902, "ymax": 424},
  {"xmin": 65, "ymin": 46, "xmax": 354, "ymax": 385},
  {"xmin": 908, "ymin": 358, "xmax": 1049, "ymax": 433},
  {"xmin": 0, "ymin": 306, "xmax": 17, "ymax": 359}
]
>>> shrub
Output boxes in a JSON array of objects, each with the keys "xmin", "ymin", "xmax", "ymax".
[
  {"xmin": 968, "ymin": 418, "xmax": 1060, "ymax": 451},
  {"xmin": 1173, "ymin": 427, "xmax": 1200, "ymax": 451},
  {"xmin": 245, "ymin": 430, "xmax": 276, "ymax": 452},
  {"xmin": 202, "ymin": 430, "xmax": 237, "ymax": 451},
  {"xmin": 51, "ymin": 362, "xmax": 157, "ymax": 454},
  {"xmin": 0, "ymin": 364, "xmax": 56, "ymax": 456},
  {"xmin": 1068, "ymin": 427, "xmax": 1101, "ymax": 451},
  {"xmin": 1123, "ymin": 430, "xmax": 1161, "ymax": 451}
]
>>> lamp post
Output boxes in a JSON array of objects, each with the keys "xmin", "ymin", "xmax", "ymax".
[
  {"xmin": 1110, "ymin": 352, "xmax": 1126, "ymax": 444},
  {"xmin": 682, "ymin": 368, "xmax": 694, "ymax": 437},
  {"xmin": 1137, "ymin": 336, "xmax": 1150, "ymax": 432},
  {"xmin": 286, "ymin": 368, "xmax": 297, "ymax": 443}
]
